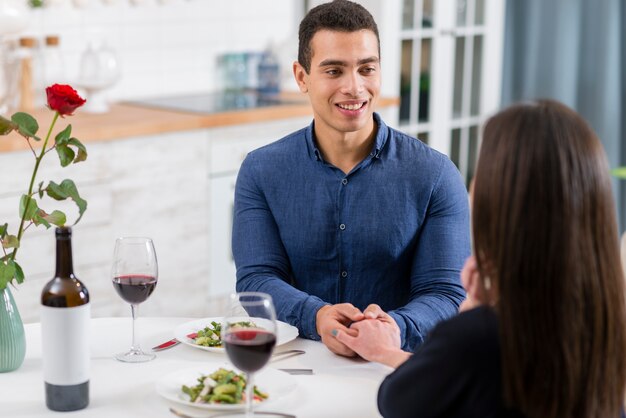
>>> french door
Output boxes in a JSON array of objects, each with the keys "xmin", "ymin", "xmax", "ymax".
[{"xmin": 398, "ymin": 0, "xmax": 506, "ymax": 186}]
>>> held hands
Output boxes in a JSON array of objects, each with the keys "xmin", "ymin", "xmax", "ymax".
[
  {"xmin": 316, "ymin": 303, "xmax": 365, "ymax": 357},
  {"xmin": 333, "ymin": 304, "xmax": 409, "ymax": 368}
]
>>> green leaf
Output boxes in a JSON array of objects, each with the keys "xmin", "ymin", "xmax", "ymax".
[
  {"xmin": 611, "ymin": 167, "xmax": 626, "ymax": 179},
  {"xmin": 68, "ymin": 138, "xmax": 88, "ymax": 163},
  {"xmin": 43, "ymin": 210, "xmax": 66, "ymax": 227},
  {"xmin": 12, "ymin": 261, "xmax": 24, "ymax": 284},
  {"xmin": 33, "ymin": 211, "xmax": 51, "ymax": 228},
  {"xmin": 1, "ymin": 235, "xmax": 19, "ymax": 249},
  {"xmin": 0, "ymin": 262, "xmax": 15, "ymax": 289},
  {"xmin": 38, "ymin": 181, "xmax": 44, "ymax": 199},
  {"xmin": 46, "ymin": 180, "xmax": 87, "ymax": 224},
  {"xmin": 46, "ymin": 181, "xmax": 66, "ymax": 200},
  {"xmin": 0, "ymin": 115, "xmax": 17, "ymax": 135},
  {"xmin": 54, "ymin": 124, "xmax": 72, "ymax": 146},
  {"xmin": 11, "ymin": 112, "xmax": 39, "ymax": 140},
  {"xmin": 19, "ymin": 194, "xmax": 39, "ymax": 221},
  {"xmin": 0, "ymin": 223, "xmax": 6, "ymax": 238},
  {"xmin": 56, "ymin": 144, "xmax": 75, "ymax": 167}
]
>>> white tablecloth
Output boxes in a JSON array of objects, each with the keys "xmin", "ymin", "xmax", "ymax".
[{"xmin": 0, "ymin": 317, "xmax": 392, "ymax": 417}]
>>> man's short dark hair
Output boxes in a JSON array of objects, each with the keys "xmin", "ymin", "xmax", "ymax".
[{"xmin": 298, "ymin": 0, "xmax": 380, "ymax": 73}]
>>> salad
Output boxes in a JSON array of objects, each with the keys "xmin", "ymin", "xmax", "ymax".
[
  {"xmin": 193, "ymin": 321, "xmax": 257, "ymax": 348},
  {"xmin": 182, "ymin": 368, "xmax": 268, "ymax": 405}
]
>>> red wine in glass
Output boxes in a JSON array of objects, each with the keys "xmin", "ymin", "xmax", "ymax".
[
  {"xmin": 224, "ymin": 330, "xmax": 277, "ymax": 374},
  {"xmin": 223, "ymin": 292, "xmax": 277, "ymax": 418},
  {"xmin": 111, "ymin": 237, "xmax": 158, "ymax": 363},
  {"xmin": 112, "ymin": 275, "xmax": 157, "ymax": 305}
]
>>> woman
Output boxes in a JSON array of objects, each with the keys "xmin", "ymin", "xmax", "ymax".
[{"xmin": 335, "ymin": 100, "xmax": 626, "ymax": 418}]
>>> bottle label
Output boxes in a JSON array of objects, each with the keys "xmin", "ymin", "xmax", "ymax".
[{"xmin": 41, "ymin": 304, "xmax": 90, "ymax": 385}]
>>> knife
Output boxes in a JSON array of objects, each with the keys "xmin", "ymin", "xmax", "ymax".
[
  {"xmin": 152, "ymin": 332, "xmax": 197, "ymax": 351},
  {"xmin": 278, "ymin": 368, "xmax": 314, "ymax": 375}
]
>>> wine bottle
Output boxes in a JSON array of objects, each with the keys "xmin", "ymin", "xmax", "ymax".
[{"xmin": 41, "ymin": 226, "xmax": 90, "ymax": 411}]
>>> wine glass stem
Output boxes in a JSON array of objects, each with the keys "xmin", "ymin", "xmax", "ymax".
[
  {"xmin": 131, "ymin": 304, "xmax": 139, "ymax": 352},
  {"xmin": 246, "ymin": 372, "xmax": 254, "ymax": 418}
]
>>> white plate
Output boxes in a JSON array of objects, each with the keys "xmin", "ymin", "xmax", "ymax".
[
  {"xmin": 155, "ymin": 364, "xmax": 297, "ymax": 411},
  {"xmin": 174, "ymin": 317, "xmax": 299, "ymax": 353}
]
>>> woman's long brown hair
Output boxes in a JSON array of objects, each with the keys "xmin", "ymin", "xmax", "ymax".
[{"xmin": 472, "ymin": 100, "xmax": 626, "ymax": 418}]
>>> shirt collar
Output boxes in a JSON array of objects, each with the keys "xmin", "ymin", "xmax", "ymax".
[{"xmin": 305, "ymin": 112, "xmax": 388, "ymax": 162}]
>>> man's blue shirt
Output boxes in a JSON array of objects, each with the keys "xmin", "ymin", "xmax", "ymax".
[{"xmin": 232, "ymin": 113, "xmax": 470, "ymax": 351}]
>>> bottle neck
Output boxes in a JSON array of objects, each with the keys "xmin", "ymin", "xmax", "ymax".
[{"xmin": 55, "ymin": 236, "xmax": 74, "ymax": 278}]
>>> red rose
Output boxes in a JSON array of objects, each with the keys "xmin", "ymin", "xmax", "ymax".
[{"xmin": 45, "ymin": 84, "xmax": 86, "ymax": 117}]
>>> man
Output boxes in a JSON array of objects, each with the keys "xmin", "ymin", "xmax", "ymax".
[{"xmin": 232, "ymin": 0, "xmax": 470, "ymax": 356}]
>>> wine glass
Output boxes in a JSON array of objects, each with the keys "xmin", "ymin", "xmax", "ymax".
[
  {"xmin": 223, "ymin": 292, "xmax": 277, "ymax": 418},
  {"xmin": 111, "ymin": 237, "xmax": 158, "ymax": 362}
]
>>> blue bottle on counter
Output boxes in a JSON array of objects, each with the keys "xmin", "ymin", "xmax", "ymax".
[{"xmin": 257, "ymin": 47, "xmax": 280, "ymax": 96}]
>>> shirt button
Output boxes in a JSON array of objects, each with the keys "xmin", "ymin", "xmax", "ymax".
[
  {"xmin": 341, "ymin": 271, "xmax": 348, "ymax": 278},
  {"xmin": 339, "ymin": 223, "xmax": 346, "ymax": 230},
  {"xmin": 341, "ymin": 178, "xmax": 348, "ymax": 185}
]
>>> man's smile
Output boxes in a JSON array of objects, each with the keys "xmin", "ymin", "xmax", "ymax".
[{"xmin": 336, "ymin": 101, "xmax": 368, "ymax": 111}]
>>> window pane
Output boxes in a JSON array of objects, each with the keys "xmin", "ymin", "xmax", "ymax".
[
  {"xmin": 422, "ymin": 0, "xmax": 433, "ymax": 28},
  {"xmin": 417, "ymin": 132, "xmax": 429, "ymax": 144},
  {"xmin": 456, "ymin": 0, "xmax": 467, "ymax": 26},
  {"xmin": 470, "ymin": 35, "xmax": 483, "ymax": 116},
  {"xmin": 452, "ymin": 37, "xmax": 465, "ymax": 118},
  {"xmin": 399, "ymin": 40, "xmax": 413, "ymax": 123},
  {"xmin": 468, "ymin": 126, "xmax": 479, "ymax": 186},
  {"xmin": 450, "ymin": 128, "xmax": 461, "ymax": 169},
  {"xmin": 475, "ymin": 0, "xmax": 485, "ymax": 25},
  {"xmin": 402, "ymin": 0, "xmax": 415, "ymax": 29},
  {"xmin": 419, "ymin": 38, "xmax": 432, "ymax": 122}
]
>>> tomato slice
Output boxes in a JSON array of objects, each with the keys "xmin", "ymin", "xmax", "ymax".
[{"xmin": 235, "ymin": 330, "xmax": 257, "ymax": 340}]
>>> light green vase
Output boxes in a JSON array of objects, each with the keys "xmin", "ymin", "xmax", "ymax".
[{"xmin": 0, "ymin": 287, "xmax": 26, "ymax": 372}]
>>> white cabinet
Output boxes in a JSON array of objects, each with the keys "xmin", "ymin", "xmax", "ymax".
[{"xmin": 208, "ymin": 173, "xmax": 237, "ymax": 296}]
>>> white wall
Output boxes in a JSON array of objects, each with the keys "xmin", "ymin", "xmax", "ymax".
[
  {"xmin": 9, "ymin": 0, "xmax": 401, "ymax": 102},
  {"xmin": 13, "ymin": 0, "xmax": 303, "ymax": 100}
]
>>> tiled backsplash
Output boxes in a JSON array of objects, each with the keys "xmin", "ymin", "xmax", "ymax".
[{"xmin": 15, "ymin": 0, "xmax": 302, "ymax": 100}]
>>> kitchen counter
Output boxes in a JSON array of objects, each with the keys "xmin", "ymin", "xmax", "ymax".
[{"xmin": 0, "ymin": 94, "xmax": 399, "ymax": 153}]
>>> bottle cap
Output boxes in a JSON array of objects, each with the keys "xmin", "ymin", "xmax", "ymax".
[
  {"xmin": 55, "ymin": 226, "xmax": 72, "ymax": 237},
  {"xmin": 45, "ymin": 35, "xmax": 60, "ymax": 46},
  {"xmin": 19, "ymin": 37, "xmax": 37, "ymax": 48}
]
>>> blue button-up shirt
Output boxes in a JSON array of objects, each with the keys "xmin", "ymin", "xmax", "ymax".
[{"xmin": 232, "ymin": 113, "xmax": 470, "ymax": 351}]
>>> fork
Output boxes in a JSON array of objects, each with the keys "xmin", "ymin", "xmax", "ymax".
[{"xmin": 271, "ymin": 349, "xmax": 305, "ymax": 360}]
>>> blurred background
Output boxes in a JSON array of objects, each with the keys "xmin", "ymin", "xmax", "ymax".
[{"xmin": 0, "ymin": 0, "xmax": 623, "ymax": 322}]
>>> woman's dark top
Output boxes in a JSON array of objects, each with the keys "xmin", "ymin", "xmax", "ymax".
[
  {"xmin": 377, "ymin": 306, "xmax": 626, "ymax": 418},
  {"xmin": 377, "ymin": 306, "xmax": 521, "ymax": 418}
]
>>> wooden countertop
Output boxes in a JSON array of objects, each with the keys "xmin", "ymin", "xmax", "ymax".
[{"xmin": 0, "ymin": 95, "xmax": 399, "ymax": 153}]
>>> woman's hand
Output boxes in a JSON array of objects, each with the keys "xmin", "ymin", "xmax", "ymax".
[
  {"xmin": 333, "ymin": 304, "xmax": 410, "ymax": 368},
  {"xmin": 459, "ymin": 256, "xmax": 493, "ymax": 312}
]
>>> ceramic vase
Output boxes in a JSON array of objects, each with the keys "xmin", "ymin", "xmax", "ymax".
[{"xmin": 0, "ymin": 286, "xmax": 26, "ymax": 372}]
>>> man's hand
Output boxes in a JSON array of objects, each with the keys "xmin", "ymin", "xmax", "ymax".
[{"xmin": 316, "ymin": 303, "xmax": 364, "ymax": 357}]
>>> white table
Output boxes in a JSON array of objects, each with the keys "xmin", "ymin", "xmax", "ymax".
[{"xmin": 0, "ymin": 317, "xmax": 392, "ymax": 417}]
